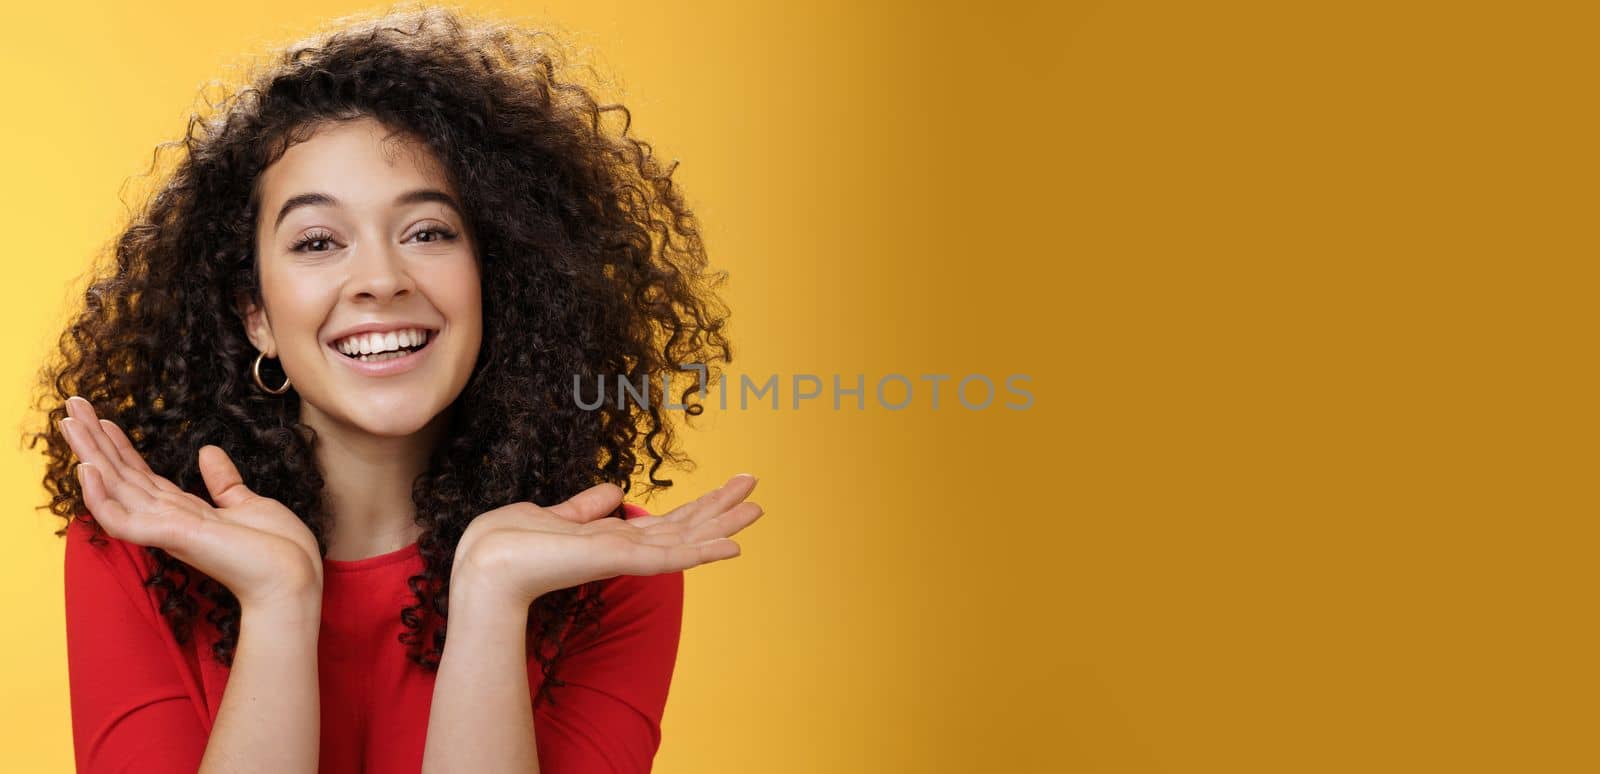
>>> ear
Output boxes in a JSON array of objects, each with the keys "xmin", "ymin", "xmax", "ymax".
[{"xmin": 235, "ymin": 291, "xmax": 276, "ymax": 357}]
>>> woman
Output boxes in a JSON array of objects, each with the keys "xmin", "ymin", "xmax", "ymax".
[{"xmin": 25, "ymin": 7, "xmax": 760, "ymax": 772}]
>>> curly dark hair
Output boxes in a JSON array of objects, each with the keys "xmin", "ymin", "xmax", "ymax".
[{"xmin": 23, "ymin": 4, "xmax": 730, "ymax": 708}]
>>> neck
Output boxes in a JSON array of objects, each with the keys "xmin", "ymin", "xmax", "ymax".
[{"xmin": 299, "ymin": 401, "xmax": 452, "ymax": 562}]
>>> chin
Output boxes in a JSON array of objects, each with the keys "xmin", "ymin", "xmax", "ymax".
[{"xmin": 340, "ymin": 403, "xmax": 446, "ymax": 438}]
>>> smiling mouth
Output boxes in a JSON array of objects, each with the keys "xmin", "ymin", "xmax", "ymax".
[{"xmin": 332, "ymin": 329, "xmax": 437, "ymax": 363}]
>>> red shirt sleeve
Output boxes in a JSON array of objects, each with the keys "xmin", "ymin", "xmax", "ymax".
[
  {"xmin": 63, "ymin": 516, "xmax": 209, "ymax": 772},
  {"xmin": 534, "ymin": 503, "xmax": 685, "ymax": 773}
]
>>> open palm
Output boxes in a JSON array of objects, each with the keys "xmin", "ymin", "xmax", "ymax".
[
  {"xmin": 454, "ymin": 474, "xmax": 764, "ymax": 606},
  {"xmin": 60, "ymin": 396, "xmax": 324, "ymax": 607}
]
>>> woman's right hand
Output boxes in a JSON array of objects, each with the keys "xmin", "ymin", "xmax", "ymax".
[{"xmin": 60, "ymin": 396, "xmax": 323, "ymax": 609}]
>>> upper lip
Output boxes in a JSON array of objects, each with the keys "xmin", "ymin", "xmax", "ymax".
[{"xmin": 325, "ymin": 321, "xmax": 440, "ymax": 347}]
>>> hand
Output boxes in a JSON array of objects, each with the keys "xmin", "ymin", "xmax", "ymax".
[
  {"xmin": 60, "ymin": 396, "xmax": 324, "ymax": 609},
  {"xmin": 452, "ymin": 474, "xmax": 764, "ymax": 609}
]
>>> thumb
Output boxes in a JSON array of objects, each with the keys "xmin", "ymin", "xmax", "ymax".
[
  {"xmin": 545, "ymin": 482, "xmax": 626, "ymax": 524},
  {"xmin": 198, "ymin": 445, "xmax": 255, "ymax": 509}
]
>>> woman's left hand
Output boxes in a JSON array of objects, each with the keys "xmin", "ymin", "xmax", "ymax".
[{"xmin": 451, "ymin": 474, "xmax": 763, "ymax": 609}]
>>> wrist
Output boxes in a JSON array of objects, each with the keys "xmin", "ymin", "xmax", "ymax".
[
  {"xmin": 241, "ymin": 590, "xmax": 322, "ymax": 633},
  {"xmin": 238, "ymin": 562, "xmax": 323, "ymax": 614},
  {"xmin": 449, "ymin": 567, "xmax": 537, "ymax": 625}
]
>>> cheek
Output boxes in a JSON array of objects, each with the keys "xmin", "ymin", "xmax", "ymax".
[
  {"xmin": 262, "ymin": 271, "xmax": 337, "ymax": 335},
  {"xmin": 432, "ymin": 261, "xmax": 483, "ymax": 329},
  {"xmin": 453, "ymin": 273, "xmax": 485, "ymax": 358},
  {"xmin": 454, "ymin": 285, "xmax": 485, "ymax": 353}
]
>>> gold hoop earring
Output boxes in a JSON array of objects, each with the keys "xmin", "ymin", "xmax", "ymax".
[{"xmin": 252, "ymin": 351, "xmax": 292, "ymax": 395}]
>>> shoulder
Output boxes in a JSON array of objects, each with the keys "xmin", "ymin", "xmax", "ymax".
[
  {"xmin": 62, "ymin": 514, "xmax": 168, "ymax": 632},
  {"xmin": 64, "ymin": 514, "xmax": 155, "ymax": 587},
  {"xmin": 543, "ymin": 504, "xmax": 685, "ymax": 733}
]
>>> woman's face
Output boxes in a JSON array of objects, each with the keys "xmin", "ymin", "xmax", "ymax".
[{"xmin": 244, "ymin": 116, "xmax": 483, "ymax": 439}]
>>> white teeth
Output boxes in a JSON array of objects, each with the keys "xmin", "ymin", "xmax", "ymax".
[{"xmin": 332, "ymin": 327, "xmax": 432, "ymax": 357}]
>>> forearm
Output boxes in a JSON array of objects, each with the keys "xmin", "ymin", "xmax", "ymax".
[
  {"xmin": 198, "ymin": 596, "xmax": 321, "ymax": 774},
  {"xmin": 422, "ymin": 578, "xmax": 541, "ymax": 774}
]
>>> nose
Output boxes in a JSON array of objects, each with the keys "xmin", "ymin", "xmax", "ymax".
[{"xmin": 344, "ymin": 238, "xmax": 415, "ymax": 303}]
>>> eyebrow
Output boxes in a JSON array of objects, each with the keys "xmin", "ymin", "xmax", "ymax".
[{"xmin": 272, "ymin": 188, "xmax": 463, "ymax": 231}]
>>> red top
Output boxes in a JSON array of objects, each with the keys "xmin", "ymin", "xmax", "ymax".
[{"xmin": 63, "ymin": 503, "xmax": 683, "ymax": 773}]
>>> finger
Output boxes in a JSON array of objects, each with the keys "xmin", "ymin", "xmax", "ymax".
[
  {"xmin": 65, "ymin": 395, "xmax": 100, "ymax": 423},
  {"xmin": 77, "ymin": 463, "xmax": 123, "ymax": 527},
  {"xmin": 62, "ymin": 402, "xmax": 152, "ymax": 497},
  {"xmin": 545, "ymin": 483, "xmax": 625, "ymax": 524},
  {"xmin": 656, "ymin": 538, "xmax": 742, "ymax": 570},
  {"xmin": 60, "ymin": 414, "xmax": 117, "ymax": 473},
  {"xmin": 685, "ymin": 501, "xmax": 765, "ymax": 544},
  {"xmin": 94, "ymin": 418, "xmax": 156, "ymax": 477},
  {"xmin": 675, "ymin": 479, "xmax": 760, "ymax": 534},
  {"xmin": 99, "ymin": 419, "xmax": 185, "ymax": 495},
  {"xmin": 664, "ymin": 474, "xmax": 758, "ymax": 525},
  {"xmin": 608, "ymin": 535, "xmax": 738, "ymax": 575},
  {"xmin": 625, "ymin": 501, "xmax": 764, "ymax": 547},
  {"xmin": 634, "ymin": 496, "xmax": 760, "ymax": 534},
  {"xmin": 78, "ymin": 463, "xmax": 176, "ymax": 548},
  {"xmin": 65, "ymin": 397, "xmax": 124, "ymax": 468},
  {"xmin": 198, "ymin": 445, "xmax": 256, "ymax": 509},
  {"xmin": 62, "ymin": 418, "xmax": 157, "ymax": 510}
]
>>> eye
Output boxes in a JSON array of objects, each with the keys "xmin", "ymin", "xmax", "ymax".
[
  {"xmin": 409, "ymin": 224, "xmax": 460, "ymax": 244},
  {"xmin": 290, "ymin": 230, "xmax": 338, "ymax": 253}
]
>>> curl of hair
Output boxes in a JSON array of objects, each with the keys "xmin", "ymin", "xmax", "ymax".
[{"xmin": 24, "ymin": 4, "xmax": 730, "ymax": 708}]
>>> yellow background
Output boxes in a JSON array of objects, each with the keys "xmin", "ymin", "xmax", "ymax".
[{"xmin": 2, "ymin": 1, "xmax": 1595, "ymax": 771}]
